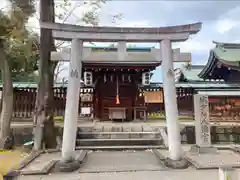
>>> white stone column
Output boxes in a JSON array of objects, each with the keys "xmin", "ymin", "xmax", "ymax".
[
  {"xmin": 61, "ymin": 39, "xmax": 83, "ymax": 162},
  {"xmin": 161, "ymin": 39, "xmax": 182, "ymax": 161},
  {"xmin": 117, "ymin": 41, "xmax": 126, "ymax": 61},
  {"xmin": 219, "ymin": 167, "xmax": 238, "ymax": 180}
]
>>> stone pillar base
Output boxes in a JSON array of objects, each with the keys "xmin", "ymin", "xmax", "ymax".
[
  {"xmin": 164, "ymin": 158, "xmax": 189, "ymax": 169},
  {"xmin": 54, "ymin": 160, "xmax": 80, "ymax": 172},
  {"xmin": 190, "ymin": 145, "xmax": 218, "ymax": 154}
]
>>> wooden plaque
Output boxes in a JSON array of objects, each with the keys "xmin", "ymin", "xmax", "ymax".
[
  {"xmin": 81, "ymin": 93, "xmax": 92, "ymax": 102},
  {"xmin": 144, "ymin": 90, "xmax": 163, "ymax": 103}
]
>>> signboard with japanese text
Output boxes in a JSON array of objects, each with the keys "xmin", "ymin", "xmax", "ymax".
[
  {"xmin": 144, "ymin": 91, "xmax": 163, "ymax": 103},
  {"xmin": 194, "ymin": 94, "xmax": 211, "ymax": 147}
]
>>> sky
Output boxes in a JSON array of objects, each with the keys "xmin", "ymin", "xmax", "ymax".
[{"xmin": 2, "ymin": 0, "xmax": 240, "ymax": 82}]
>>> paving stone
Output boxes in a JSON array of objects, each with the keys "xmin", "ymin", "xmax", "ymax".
[
  {"xmin": 103, "ymin": 127, "xmax": 112, "ymax": 132},
  {"xmin": 120, "ymin": 127, "xmax": 131, "ymax": 139},
  {"xmin": 20, "ymin": 152, "xmax": 61, "ymax": 174},
  {"xmin": 130, "ymin": 127, "xmax": 141, "ymax": 138},
  {"xmin": 186, "ymin": 150, "xmax": 240, "ymax": 169},
  {"xmin": 94, "ymin": 128, "xmax": 102, "ymax": 139},
  {"xmin": 16, "ymin": 147, "xmax": 240, "ymax": 180},
  {"xmin": 20, "ymin": 150, "xmax": 82, "ymax": 174},
  {"xmin": 79, "ymin": 151, "xmax": 165, "ymax": 173},
  {"xmin": 142, "ymin": 125, "xmax": 153, "ymax": 132},
  {"xmin": 157, "ymin": 149, "xmax": 170, "ymax": 157},
  {"xmin": 18, "ymin": 169, "xmax": 230, "ymax": 180},
  {"xmin": 112, "ymin": 126, "xmax": 122, "ymax": 132},
  {"xmin": 131, "ymin": 126, "xmax": 142, "ymax": 132},
  {"xmin": 152, "ymin": 127, "xmax": 162, "ymax": 138}
]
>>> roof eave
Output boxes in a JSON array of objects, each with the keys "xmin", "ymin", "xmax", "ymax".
[{"xmin": 198, "ymin": 50, "xmax": 216, "ymax": 79}]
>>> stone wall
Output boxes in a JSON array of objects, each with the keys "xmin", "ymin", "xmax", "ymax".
[
  {"xmin": 12, "ymin": 127, "xmax": 63, "ymax": 147},
  {"xmin": 11, "ymin": 126, "xmax": 240, "ymax": 147}
]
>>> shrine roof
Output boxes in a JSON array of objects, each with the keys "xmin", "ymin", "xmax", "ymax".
[
  {"xmin": 175, "ymin": 65, "xmax": 205, "ymax": 82},
  {"xmin": 198, "ymin": 41, "xmax": 240, "ymax": 79}
]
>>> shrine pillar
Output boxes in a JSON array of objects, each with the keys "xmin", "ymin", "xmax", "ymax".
[
  {"xmin": 61, "ymin": 39, "xmax": 83, "ymax": 162},
  {"xmin": 117, "ymin": 41, "xmax": 126, "ymax": 61},
  {"xmin": 161, "ymin": 39, "xmax": 181, "ymax": 161}
]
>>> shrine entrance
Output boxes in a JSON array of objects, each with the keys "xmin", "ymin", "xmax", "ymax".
[{"xmin": 84, "ymin": 64, "xmax": 158, "ymax": 121}]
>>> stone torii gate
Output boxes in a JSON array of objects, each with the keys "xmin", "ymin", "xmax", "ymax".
[{"xmin": 40, "ymin": 22, "xmax": 202, "ymax": 170}]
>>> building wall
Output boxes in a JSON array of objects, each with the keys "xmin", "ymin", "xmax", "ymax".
[{"xmin": 226, "ymin": 70, "xmax": 240, "ymax": 82}]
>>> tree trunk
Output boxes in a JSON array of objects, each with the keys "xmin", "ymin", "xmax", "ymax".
[
  {"xmin": 33, "ymin": 0, "xmax": 57, "ymax": 150},
  {"xmin": 0, "ymin": 91, "xmax": 2, "ymax": 112},
  {"xmin": 0, "ymin": 39, "xmax": 13, "ymax": 149}
]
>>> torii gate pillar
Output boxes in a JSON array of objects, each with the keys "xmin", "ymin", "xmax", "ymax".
[
  {"xmin": 61, "ymin": 39, "xmax": 83, "ymax": 162},
  {"xmin": 161, "ymin": 39, "xmax": 182, "ymax": 160}
]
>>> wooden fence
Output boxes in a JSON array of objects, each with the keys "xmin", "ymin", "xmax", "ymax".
[
  {"xmin": 0, "ymin": 87, "xmax": 196, "ymax": 120},
  {"xmin": 12, "ymin": 87, "xmax": 67, "ymax": 119}
]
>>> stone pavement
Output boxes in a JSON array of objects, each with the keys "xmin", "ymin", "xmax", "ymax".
[
  {"xmin": 16, "ymin": 169, "xmax": 235, "ymax": 180},
  {"xmin": 79, "ymin": 151, "xmax": 166, "ymax": 173},
  {"xmin": 185, "ymin": 149, "xmax": 240, "ymax": 169},
  {"xmin": 15, "ymin": 145, "xmax": 240, "ymax": 180}
]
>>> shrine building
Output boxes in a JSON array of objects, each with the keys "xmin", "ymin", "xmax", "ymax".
[
  {"xmin": 145, "ymin": 41, "xmax": 240, "ymax": 122},
  {"xmin": 50, "ymin": 46, "xmax": 191, "ymax": 121}
]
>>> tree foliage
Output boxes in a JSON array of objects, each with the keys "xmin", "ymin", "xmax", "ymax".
[
  {"xmin": 7, "ymin": 35, "xmax": 39, "ymax": 82},
  {"xmin": 9, "ymin": 0, "xmax": 36, "ymax": 17},
  {"xmin": 0, "ymin": 1, "xmax": 39, "ymax": 82},
  {"xmin": 0, "ymin": 0, "xmax": 37, "ymax": 149}
]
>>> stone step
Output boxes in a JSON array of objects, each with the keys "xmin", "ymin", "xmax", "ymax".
[
  {"xmin": 77, "ymin": 131, "xmax": 160, "ymax": 135},
  {"xmin": 75, "ymin": 145, "xmax": 164, "ymax": 150},
  {"xmin": 76, "ymin": 131, "xmax": 160, "ymax": 139},
  {"xmin": 76, "ymin": 138, "xmax": 162, "ymax": 146},
  {"xmin": 159, "ymin": 128, "xmax": 168, "ymax": 148}
]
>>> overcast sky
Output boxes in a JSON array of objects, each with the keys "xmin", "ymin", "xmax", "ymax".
[{"xmin": 2, "ymin": 0, "xmax": 240, "ymax": 82}]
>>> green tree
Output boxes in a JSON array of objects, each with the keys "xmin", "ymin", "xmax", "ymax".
[
  {"xmin": 8, "ymin": 0, "xmax": 39, "ymax": 82},
  {"xmin": 0, "ymin": 0, "xmax": 36, "ymax": 148},
  {"xmin": 6, "ymin": 35, "xmax": 39, "ymax": 82}
]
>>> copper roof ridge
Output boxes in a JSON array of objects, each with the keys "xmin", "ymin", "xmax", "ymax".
[{"xmin": 213, "ymin": 41, "xmax": 240, "ymax": 48}]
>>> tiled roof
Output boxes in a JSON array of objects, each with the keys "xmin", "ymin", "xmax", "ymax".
[
  {"xmin": 179, "ymin": 65, "xmax": 205, "ymax": 82},
  {"xmin": 199, "ymin": 41, "xmax": 240, "ymax": 79},
  {"xmin": 213, "ymin": 41, "xmax": 240, "ymax": 64}
]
